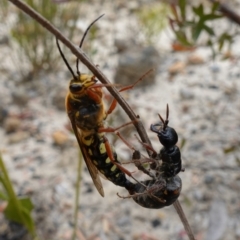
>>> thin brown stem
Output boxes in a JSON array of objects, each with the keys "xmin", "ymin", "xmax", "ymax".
[
  {"xmin": 174, "ymin": 200, "xmax": 196, "ymax": 240},
  {"xmin": 8, "ymin": 1, "xmax": 195, "ymax": 239}
]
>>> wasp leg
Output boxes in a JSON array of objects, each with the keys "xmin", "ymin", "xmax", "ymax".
[
  {"xmin": 86, "ymin": 82, "xmax": 120, "ymax": 105},
  {"xmin": 97, "ymin": 120, "xmax": 136, "ymax": 133},
  {"xmin": 116, "ymin": 131, "xmax": 156, "ymax": 178},
  {"xmin": 117, "ymin": 191, "xmax": 155, "ymax": 199},
  {"xmin": 85, "ymin": 87, "xmax": 103, "ymax": 104},
  {"xmin": 133, "ymin": 134, "xmax": 158, "ymax": 158},
  {"xmin": 117, "ymin": 187, "xmax": 166, "ymax": 204},
  {"xmin": 102, "ymin": 135, "xmax": 146, "ymax": 188},
  {"xmin": 106, "ymin": 69, "xmax": 154, "ymax": 116}
]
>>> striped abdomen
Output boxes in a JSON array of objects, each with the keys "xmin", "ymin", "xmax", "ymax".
[{"xmin": 82, "ymin": 133, "xmax": 131, "ymax": 188}]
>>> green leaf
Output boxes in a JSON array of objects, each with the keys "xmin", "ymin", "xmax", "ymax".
[
  {"xmin": 0, "ymin": 190, "xmax": 8, "ymax": 200},
  {"xmin": 179, "ymin": 0, "xmax": 186, "ymax": 20},
  {"xmin": 19, "ymin": 197, "xmax": 34, "ymax": 213},
  {"xmin": 192, "ymin": 21, "xmax": 203, "ymax": 41},
  {"xmin": 4, "ymin": 199, "xmax": 23, "ymax": 223},
  {"xmin": 218, "ymin": 33, "xmax": 234, "ymax": 51},
  {"xmin": 21, "ymin": 207, "xmax": 35, "ymax": 235},
  {"xmin": 4, "ymin": 197, "xmax": 35, "ymax": 234},
  {"xmin": 202, "ymin": 24, "xmax": 215, "ymax": 36},
  {"xmin": 0, "ymin": 175, "xmax": 10, "ymax": 195},
  {"xmin": 211, "ymin": 2, "xmax": 220, "ymax": 13},
  {"xmin": 192, "ymin": 4, "xmax": 204, "ymax": 17},
  {"xmin": 207, "ymin": 39, "xmax": 216, "ymax": 59},
  {"xmin": 174, "ymin": 30, "xmax": 193, "ymax": 46},
  {"xmin": 218, "ymin": 36, "xmax": 225, "ymax": 51},
  {"xmin": 202, "ymin": 13, "xmax": 223, "ymax": 21}
]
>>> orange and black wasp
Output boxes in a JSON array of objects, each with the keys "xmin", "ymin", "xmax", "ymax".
[{"xmin": 56, "ymin": 15, "xmax": 143, "ymax": 197}]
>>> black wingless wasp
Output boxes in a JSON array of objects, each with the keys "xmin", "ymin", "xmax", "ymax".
[
  {"xmin": 56, "ymin": 15, "xmax": 143, "ymax": 197},
  {"xmin": 118, "ymin": 105, "xmax": 182, "ymax": 209}
]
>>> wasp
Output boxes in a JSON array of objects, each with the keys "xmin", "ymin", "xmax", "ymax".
[
  {"xmin": 57, "ymin": 15, "xmax": 139, "ymax": 197},
  {"xmin": 150, "ymin": 104, "xmax": 182, "ymax": 179},
  {"xmin": 118, "ymin": 105, "xmax": 182, "ymax": 209}
]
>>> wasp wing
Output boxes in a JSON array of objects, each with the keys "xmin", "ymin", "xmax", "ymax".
[{"xmin": 70, "ymin": 118, "xmax": 104, "ymax": 197}]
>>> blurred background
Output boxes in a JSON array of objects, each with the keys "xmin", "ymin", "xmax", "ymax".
[{"xmin": 1, "ymin": 0, "xmax": 240, "ymax": 239}]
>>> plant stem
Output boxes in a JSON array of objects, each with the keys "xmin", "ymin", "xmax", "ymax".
[
  {"xmin": 72, "ymin": 151, "xmax": 83, "ymax": 240},
  {"xmin": 0, "ymin": 154, "xmax": 24, "ymax": 223}
]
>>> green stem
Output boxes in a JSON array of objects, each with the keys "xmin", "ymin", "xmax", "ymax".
[
  {"xmin": 72, "ymin": 151, "xmax": 83, "ymax": 240},
  {"xmin": 0, "ymin": 154, "xmax": 23, "ymax": 222}
]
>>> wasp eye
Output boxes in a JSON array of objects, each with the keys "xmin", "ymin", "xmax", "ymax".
[{"xmin": 70, "ymin": 83, "xmax": 82, "ymax": 93}]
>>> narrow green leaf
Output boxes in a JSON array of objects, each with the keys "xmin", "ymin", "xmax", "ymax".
[
  {"xmin": 179, "ymin": 0, "xmax": 186, "ymax": 20},
  {"xmin": 202, "ymin": 13, "xmax": 223, "ymax": 21},
  {"xmin": 218, "ymin": 33, "xmax": 234, "ymax": 51},
  {"xmin": 4, "ymin": 199, "xmax": 23, "ymax": 223},
  {"xmin": 192, "ymin": 21, "xmax": 203, "ymax": 41},
  {"xmin": 4, "ymin": 198, "xmax": 35, "ymax": 235},
  {"xmin": 202, "ymin": 24, "xmax": 215, "ymax": 36},
  {"xmin": 207, "ymin": 39, "xmax": 216, "ymax": 59},
  {"xmin": 0, "ymin": 191, "xmax": 8, "ymax": 200},
  {"xmin": 211, "ymin": 2, "xmax": 220, "ymax": 13},
  {"xmin": 192, "ymin": 4, "xmax": 204, "ymax": 17},
  {"xmin": 218, "ymin": 36, "xmax": 225, "ymax": 51},
  {"xmin": 21, "ymin": 207, "xmax": 35, "ymax": 234},
  {"xmin": 0, "ymin": 175, "xmax": 10, "ymax": 195},
  {"xmin": 174, "ymin": 30, "xmax": 193, "ymax": 46},
  {"xmin": 19, "ymin": 197, "xmax": 34, "ymax": 212}
]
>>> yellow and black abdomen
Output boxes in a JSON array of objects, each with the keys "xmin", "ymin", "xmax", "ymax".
[{"xmin": 83, "ymin": 133, "xmax": 131, "ymax": 188}]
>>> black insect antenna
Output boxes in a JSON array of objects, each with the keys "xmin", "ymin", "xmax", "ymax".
[
  {"xmin": 76, "ymin": 14, "xmax": 105, "ymax": 75},
  {"xmin": 165, "ymin": 104, "xmax": 169, "ymax": 126},
  {"xmin": 158, "ymin": 113, "xmax": 165, "ymax": 128},
  {"xmin": 56, "ymin": 38, "xmax": 77, "ymax": 80},
  {"xmin": 158, "ymin": 104, "xmax": 169, "ymax": 130}
]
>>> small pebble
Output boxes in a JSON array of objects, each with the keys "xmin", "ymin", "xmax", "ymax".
[
  {"xmin": 204, "ymin": 174, "xmax": 215, "ymax": 184},
  {"xmin": 168, "ymin": 61, "xmax": 186, "ymax": 75},
  {"xmin": 151, "ymin": 218, "xmax": 161, "ymax": 228},
  {"xmin": 187, "ymin": 54, "xmax": 204, "ymax": 65},
  {"xmin": 4, "ymin": 117, "xmax": 21, "ymax": 133}
]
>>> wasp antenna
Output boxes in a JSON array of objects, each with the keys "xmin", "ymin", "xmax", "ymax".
[
  {"xmin": 56, "ymin": 38, "xmax": 77, "ymax": 80},
  {"xmin": 76, "ymin": 14, "xmax": 105, "ymax": 75},
  {"xmin": 166, "ymin": 104, "xmax": 169, "ymax": 121},
  {"xmin": 158, "ymin": 113, "xmax": 165, "ymax": 126}
]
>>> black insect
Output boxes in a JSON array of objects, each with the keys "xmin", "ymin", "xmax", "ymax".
[
  {"xmin": 150, "ymin": 104, "xmax": 182, "ymax": 179},
  {"xmin": 119, "ymin": 105, "xmax": 183, "ymax": 209},
  {"xmin": 127, "ymin": 173, "xmax": 182, "ymax": 209}
]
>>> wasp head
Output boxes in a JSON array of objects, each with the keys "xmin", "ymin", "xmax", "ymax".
[
  {"xmin": 150, "ymin": 104, "xmax": 178, "ymax": 148},
  {"xmin": 69, "ymin": 74, "xmax": 97, "ymax": 95}
]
